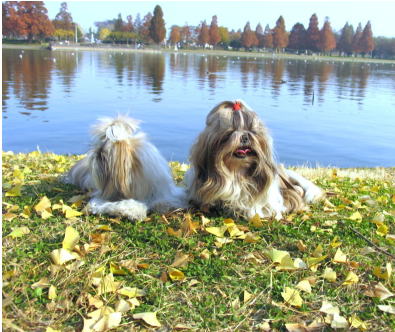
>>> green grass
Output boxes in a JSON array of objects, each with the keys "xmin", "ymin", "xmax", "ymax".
[{"xmin": 2, "ymin": 151, "xmax": 395, "ymax": 331}]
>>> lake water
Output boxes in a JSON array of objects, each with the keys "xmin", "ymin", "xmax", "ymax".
[{"xmin": 2, "ymin": 48, "xmax": 395, "ymax": 167}]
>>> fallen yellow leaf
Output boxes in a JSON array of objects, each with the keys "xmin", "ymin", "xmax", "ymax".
[
  {"xmin": 48, "ymin": 285, "xmax": 57, "ymax": 300},
  {"xmin": 31, "ymin": 277, "xmax": 50, "ymax": 289},
  {"xmin": 373, "ymin": 263, "xmax": 392, "ymax": 281},
  {"xmin": 168, "ymin": 267, "xmax": 185, "ymax": 281},
  {"xmin": 117, "ymin": 287, "xmax": 146, "ymax": 298},
  {"xmin": 333, "ymin": 248, "xmax": 348, "ymax": 263},
  {"xmin": 7, "ymin": 226, "xmax": 30, "ymax": 239},
  {"xmin": 349, "ymin": 211, "xmax": 362, "ymax": 223},
  {"xmin": 249, "ymin": 213, "xmax": 264, "ymax": 227},
  {"xmin": 50, "ymin": 248, "xmax": 79, "ymax": 265},
  {"xmin": 296, "ymin": 280, "xmax": 312, "ymax": 293},
  {"xmin": 377, "ymin": 304, "xmax": 395, "ymax": 314},
  {"xmin": 364, "ymin": 282, "xmax": 394, "ymax": 300},
  {"xmin": 322, "ymin": 267, "xmax": 337, "ymax": 282},
  {"xmin": 281, "ymin": 287, "xmax": 303, "ymax": 307},
  {"xmin": 34, "ymin": 196, "xmax": 52, "ymax": 214},
  {"xmin": 97, "ymin": 273, "xmax": 120, "ymax": 295},
  {"xmin": 349, "ymin": 314, "xmax": 368, "ymax": 331},
  {"xmin": 5, "ymin": 185, "xmax": 22, "ymax": 197},
  {"xmin": 170, "ymin": 252, "xmax": 190, "ymax": 268},
  {"xmin": 132, "ymin": 312, "xmax": 161, "ymax": 327},
  {"xmin": 205, "ymin": 226, "xmax": 227, "ymax": 238},
  {"xmin": 62, "ymin": 226, "xmax": 80, "ymax": 251},
  {"xmin": 342, "ymin": 271, "xmax": 359, "ymax": 285}
]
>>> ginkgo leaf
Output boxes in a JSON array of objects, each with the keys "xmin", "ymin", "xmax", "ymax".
[
  {"xmin": 296, "ymin": 280, "xmax": 312, "ymax": 293},
  {"xmin": 342, "ymin": 271, "xmax": 359, "ymax": 285},
  {"xmin": 349, "ymin": 314, "xmax": 368, "ymax": 331},
  {"xmin": 109, "ymin": 262, "xmax": 128, "ymax": 275},
  {"xmin": 20, "ymin": 205, "xmax": 31, "ymax": 218},
  {"xmin": 5, "ymin": 185, "xmax": 22, "ymax": 197},
  {"xmin": 87, "ymin": 294, "xmax": 104, "ymax": 309},
  {"xmin": 31, "ymin": 277, "xmax": 50, "ymax": 289},
  {"xmin": 132, "ymin": 312, "xmax": 161, "ymax": 327},
  {"xmin": 8, "ymin": 226, "xmax": 30, "ymax": 239},
  {"xmin": 322, "ymin": 267, "xmax": 337, "ymax": 282},
  {"xmin": 83, "ymin": 310, "xmax": 122, "ymax": 332},
  {"xmin": 349, "ymin": 211, "xmax": 362, "ymax": 222},
  {"xmin": 364, "ymin": 282, "xmax": 395, "ymax": 300},
  {"xmin": 265, "ymin": 248, "xmax": 290, "ymax": 264},
  {"xmin": 312, "ymin": 244, "xmax": 324, "ymax": 257},
  {"xmin": 244, "ymin": 232, "xmax": 260, "ymax": 243},
  {"xmin": 41, "ymin": 210, "xmax": 53, "ymax": 219},
  {"xmin": 65, "ymin": 207, "xmax": 83, "ymax": 219},
  {"xmin": 201, "ymin": 215, "xmax": 211, "ymax": 227},
  {"xmin": 377, "ymin": 305, "xmax": 395, "ymax": 314},
  {"xmin": 306, "ymin": 255, "xmax": 327, "ymax": 268},
  {"xmin": 200, "ymin": 248, "xmax": 211, "ymax": 260},
  {"xmin": 115, "ymin": 299, "xmax": 131, "ymax": 313},
  {"xmin": 35, "ymin": 196, "xmax": 51, "ymax": 214},
  {"xmin": 319, "ymin": 301, "xmax": 340, "ymax": 315},
  {"xmin": 281, "ymin": 287, "xmax": 303, "ymax": 307},
  {"xmin": 181, "ymin": 214, "xmax": 199, "ymax": 235},
  {"xmin": 205, "ymin": 226, "xmax": 227, "ymax": 237},
  {"xmin": 48, "ymin": 285, "xmax": 57, "ymax": 300},
  {"xmin": 51, "ymin": 248, "xmax": 79, "ymax": 265},
  {"xmin": 167, "ymin": 227, "xmax": 182, "ymax": 238},
  {"xmin": 168, "ymin": 267, "xmax": 185, "ymax": 281},
  {"xmin": 333, "ymin": 248, "xmax": 348, "ymax": 263},
  {"xmin": 3, "ymin": 213, "xmax": 18, "ymax": 221},
  {"xmin": 376, "ymin": 224, "xmax": 388, "ymax": 236},
  {"xmin": 243, "ymin": 290, "xmax": 253, "ymax": 303},
  {"xmin": 296, "ymin": 240, "xmax": 307, "ymax": 252},
  {"xmin": 170, "ymin": 252, "xmax": 190, "ymax": 268},
  {"xmin": 330, "ymin": 313, "xmax": 349, "ymax": 329},
  {"xmin": 117, "ymin": 287, "xmax": 146, "ymax": 298},
  {"xmin": 276, "ymin": 255, "xmax": 297, "ymax": 271},
  {"xmin": 373, "ymin": 263, "xmax": 392, "ymax": 280},
  {"xmin": 62, "ymin": 226, "xmax": 80, "ymax": 251},
  {"xmin": 249, "ymin": 214, "xmax": 264, "ymax": 227},
  {"xmin": 97, "ymin": 273, "xmax": 120, "ymax": 295}
]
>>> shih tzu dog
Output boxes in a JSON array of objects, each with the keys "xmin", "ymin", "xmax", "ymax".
[
  {"xmin": 63, "ymin": 116, "xmax": 185, "ymax": 220},
  {"xmin": 186, "ymin": 100, "xmax": 323, "ymax": 219}
]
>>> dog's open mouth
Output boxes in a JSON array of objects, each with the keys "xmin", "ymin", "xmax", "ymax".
[{"xmin": 234, "ymin": 146, "xmax": 255, "ymax": 158}]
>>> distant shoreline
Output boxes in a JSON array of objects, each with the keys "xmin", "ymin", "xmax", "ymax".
[{"xmin": 3, "ymin": 43, "xmax": 395, "ymax": 64}]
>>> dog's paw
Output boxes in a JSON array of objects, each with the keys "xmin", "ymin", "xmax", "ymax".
[{"xmin": 304, "ymin": 184, "xmax": 325, "ymax": 203}]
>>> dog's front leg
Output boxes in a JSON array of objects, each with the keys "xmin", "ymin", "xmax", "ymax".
[
  {"xmin": 284, "ymin": 169, "xmax": 324, "ymax": 203},
  {"xmin": 88, "ymin": 197, "xmax": 148, "ymax": 221}
]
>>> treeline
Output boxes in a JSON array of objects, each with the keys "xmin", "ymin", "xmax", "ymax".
[{"xmin": 2, "ymin": 1, "xmax": 395, "ymax": 59}]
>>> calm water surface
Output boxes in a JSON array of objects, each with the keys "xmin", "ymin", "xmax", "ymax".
[{"xmin": 2, "ymin": 48, "xmax": 395, "ymax": 167}]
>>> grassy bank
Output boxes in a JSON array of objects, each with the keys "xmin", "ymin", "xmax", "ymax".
[
  {"xmin": 2, "ymin": 151, "xmax": 395, "ymax": 331},
  {"xmin": 3, "ymin": 43, "xmax": 395, "ymax": 64}
]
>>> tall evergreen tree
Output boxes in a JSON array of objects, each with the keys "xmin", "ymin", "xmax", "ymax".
[
  {"xmin": 113, "ymin": 13, "xmax": 124, "ymax": 32},
  {"xmin": 306, "ymin": 13, "xmax": 320, "ymax": 51},
  {"xmin": 359, "ymin": 21, "xmax": 374, "ymax": 55},
  {"xmin": 272, "ymin": 16, "xmax": 288, "ymax": 51},
  {"xmin": 288, "ymin": 23, "xmax": 307, "ymax": 50},
  {"xmin": 352, "ymin": 23, "xmax": 363, "ymax": 53},
  {"xmin": 338, "ymin": 23, "xmax": 354, "ymax": 55},
  {"xmin": 319, "ymin": 18, "xmax": 336, "ymax": 53},
  {"xmin": 149, "ymin": 5, "xmax": 166, "ymax": 44},
  {"xmin": 209, "ymin": 15, "xmax": 221, "ymax": 46}
]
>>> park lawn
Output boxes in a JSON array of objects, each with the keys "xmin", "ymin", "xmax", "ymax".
[{"xmin": 2, "ymin": 151, "xmax": 395, "ymax": 331}]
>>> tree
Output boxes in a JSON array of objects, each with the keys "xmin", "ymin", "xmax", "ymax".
[
  {"xmin": 149, "ymin": 5, "xmax": 166, "ymax": 44},
  {"xmin": 318, "ymin": 18, "xmax": 336, "ymax": 53},
  {"xmin": 209, "ymin": 15, "xmax": 221, "ymax": 46},
  {"xmin": 241, "ymin": 22, "xmax": 258, "ymax": 48},
  {"xmin": 6, "ymin": 1, "xmax": 54, "ymax": 41},
  {"xmin": 262, "ymin": 24, "xmax": 273, "ymax": 48},
  {"xmin": 198, "ymin": 21, "xmax": 209, "ymax": 46},
  {"xmin": 229, "ymin": 29, "xmax": 242, "ymax": 49},
  {"xmin": 140, "ymin": 12, "xmax": 153, "ymax": 42},
  {"xmin": 180, "ymin": 24, "xmax": 192, "ymax": 44},
  {"xmin": 352, "ymin": 23, "xmax": 363, "ymax": 53},
  {"xmin": 99, "ymin": 28, "xmax": 111, "ymax": 40},
  {"xmin": 306, "ymin": 13, "xmax": 320, "ymax": 51},
  {"xmin": 288, "ymin": 23, "xmax": 307, "ymax": 50},
  {"xmin": 338, "ymin": 23, "xmax": 354, "ymax": 55},
  {"xmin": 53, "ymin": 2, "xmax": 73, "ymax": 30},
  {"xmin": 255, "ymin": 23, "xmax": 264, "ymax": 47},
  {"xmin": 359, "ymin": 21, "xmax": 374, "ymax": 55},
  {"xmin": 123, "ymin": 15, "xmax": 134, "ymax": 32},
  {"xmin": 2, "ymin": 2, "xmax": 22, "ymax": 38},
  {"xmin": 113, "ymin": 13, "xmax": 124, "ymax": 32},
  {"xmin": 169, "ymin": 25, "xmax": 180, "ymax": 45},
  {"xmin": 272, "ymin": 16, "xmax": 288, "ymax": 51},
  {"xmin": 219, "ymin": 27, "xmax": 230, "ymax": 45}
]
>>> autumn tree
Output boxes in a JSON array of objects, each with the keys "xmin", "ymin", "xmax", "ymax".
[
  {"xmin": 149, "ymin": 5, "xmax": 166, "ymax": 44},
  {"xmin": 262, "ymin": 24, "xmax": 273, "ymax": 48},
  {"xmin": 288, "ymin": 23, "xmax": 307, "ymax": 50},
  {"xmin": 53, "ymin": 2, "xmax": 73, "ymax": 30},
  {"xmin": 306, "ymin": 13, "xmax": 320, "ymax": 51},
  {"xmin": 352, "ymin": 23, "xmax": 363, "ymax": 53},
  {"xmin": 209, "ymin": 15, "xmax": 221, "ymax": 46},
  {"xmin": 113, "ymin": 13, "xmax": 124, "ymax": 32},
  {"xmin": 255, "ymin": 23, "xmax": 264, "ymax": 47},
  {"xmin": 272, "ymin": 16, "xmax": 288, "ymax": 51},
  {"xmin": 180, "ymin": 24, "xmax": 192, "ymax": 44},
  {"xmin": 241, "ymin": 22, "xmax": 258, "ymax": 48},
  {"xmin": 359, "ymin": 21, "xmax": 374, "ymax": 55},
  {"xmin": 170, "ymin": 25, "xmax": 181, "ymax": 45},
  {"xmin": 229, "ymin": 29, "xmax": 242, "ymax": 48},
  {"xmin": 2, "ymin": 2, "xmax": 21, "ymax": 38},
  {"xmin": 219, "ymin": 26, "xmax": 230, "ymax": 45},
  {"xmin": 123, "ymin": 15, "xmax": 134, "ymax": 32},
  {"xmin": 198, "ymin": 21, "xmax": 209, "ymax": 46},
  {"xmin": 318, "ymin": 18, "xmax": 336, "ymax": 53},
  {"xmin": 338, "ymin": 23, "xmax": 354, "ymax": 55}
]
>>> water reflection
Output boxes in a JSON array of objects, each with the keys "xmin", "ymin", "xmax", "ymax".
[{"xmin": 2, "ymin": 48, "xmax": 395, "ymax": 167}]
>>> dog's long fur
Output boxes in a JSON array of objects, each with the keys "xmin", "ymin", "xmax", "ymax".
[
  {"xmin": 64, "ymin": 116, "xmax": 185, "ymax": 220},
  {"xmin": 186, "ymin": 100, "xmax": 323, "ymax": 219}
]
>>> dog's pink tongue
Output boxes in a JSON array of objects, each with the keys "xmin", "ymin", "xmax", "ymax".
[{"xmin": 236, "ymin": 148, "xmax": 251, "ymax": 155}]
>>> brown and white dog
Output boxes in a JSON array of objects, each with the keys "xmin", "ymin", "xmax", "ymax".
[
  {"xmin": 185, "ymin": 100, "xmax": 323, "ymax": 219},
  {"xmin": 64, "ymin": 116, "xmax": 186, "ymax": 220}
]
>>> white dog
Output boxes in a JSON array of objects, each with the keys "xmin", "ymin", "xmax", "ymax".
[
  {"xmin": 64, "ymin": 116, "xmax": 185, "ymax": 220},
  {"xmin": 186, "ymin": 100, "xmax": 323, "ymax": 219}
]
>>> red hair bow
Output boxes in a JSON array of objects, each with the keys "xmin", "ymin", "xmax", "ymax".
[{"xmin": 233, "ymin": 101, "xmax": 241, "ymax": 111}]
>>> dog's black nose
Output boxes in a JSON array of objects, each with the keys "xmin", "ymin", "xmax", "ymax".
[{"xmin": 241, "ymin": 134, "xmax": 249, "ymax": 145}]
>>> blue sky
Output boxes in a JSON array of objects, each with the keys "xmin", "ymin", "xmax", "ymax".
[{"xmin": 45, "ymin": 1, "xmax": 395, "ymax": 37}]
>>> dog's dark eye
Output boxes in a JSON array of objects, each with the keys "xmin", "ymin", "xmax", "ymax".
[{"xmin": 220, "ymin": 132, "xmax": 232, "ymax": 144}]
